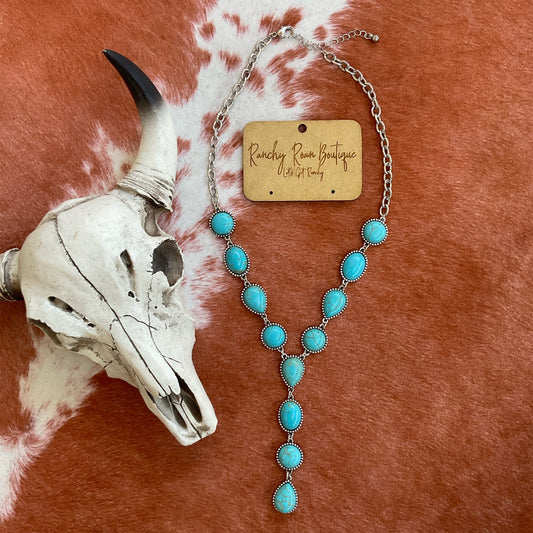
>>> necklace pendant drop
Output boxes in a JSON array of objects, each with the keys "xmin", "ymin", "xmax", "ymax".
[{"xmin": 274, "ymin": 352, "xmax": 305, "ymax": 513}]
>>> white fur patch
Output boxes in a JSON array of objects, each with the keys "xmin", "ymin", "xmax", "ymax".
[{"xmin": 0, "ymin": 335, "xmax": 100, "ymax": 520}]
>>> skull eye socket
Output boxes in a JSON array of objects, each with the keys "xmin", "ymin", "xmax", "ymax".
[{"xmin": 152, "ymin": 240, "xmax": 183, "ymax": 287}]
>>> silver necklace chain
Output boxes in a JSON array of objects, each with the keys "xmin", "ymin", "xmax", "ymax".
[
  {"xmin": 207, "ymin": 25, "xmax": 392, "ymax": 219},
  {"xmin": 206, "ymin": 25, "xmax": 393, "ymax": 513}
]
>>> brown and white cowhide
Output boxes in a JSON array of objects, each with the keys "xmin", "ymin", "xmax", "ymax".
[{"xmin": 0, "ymin": 1, "xmax": 531, "ymax": 531}]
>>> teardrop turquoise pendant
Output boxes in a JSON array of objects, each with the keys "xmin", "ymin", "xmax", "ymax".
[
  {"xmin": 322, "ymin": 288, "xmax": 348, "ymax": 318},
  {"xmin": 241, "ymin": 284, "xmax": 267, "ymax": 314},
  {"xmin": 280, "ymin": 357, "xmax": 305, "ymax": 387},
  {"xmin": 273, "ymin": 481, "xmax": 298, "ymax": 514}
]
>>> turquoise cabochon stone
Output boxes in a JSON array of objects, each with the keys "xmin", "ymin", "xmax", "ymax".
[
  {"xmin": 210, "ymin": 211, "xmax": 235, "ymax": 236},
  {"xmin": 261, "ymin": 324, "xmax": 286, "ymax": 349},
  {"xmin": 362, "ymin": 219, "xmax": 387, "ymax": 245},
  {"xmin": 322, "ymin": 289, "xmax": 347, "ymax": 318},
  {"xmin": 281, "ymin": 357, "xmax": 304, "ymax": 387},
  {"xmin": 301, "ymin": 327, "xmax": 327, "ymax": 353},
  {"xmin": 279, "ymin": 400, "xmax": 302, "ymax": 431},
  {"xmin": 277, "ymin": 443, "xmax": 303, "ymax": 470},
  {"xmin": 242, "ymin": 285, "xmax": 267, "ymax": 314},
  {"xmin": 341, "ymin": 251, "xmax": 367, "ymax": 282},
  {"xmin": 273, "ymin": 482, "xmax": 298, "ymax": 513},
  {"xmin": 224, "ymin": 245, "xmax": 248, "ymax": 275}
]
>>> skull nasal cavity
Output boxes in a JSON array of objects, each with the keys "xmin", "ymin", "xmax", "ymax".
[{"xmin": 152, "ymin": 240, "xmax": 183, "ymax": 287}]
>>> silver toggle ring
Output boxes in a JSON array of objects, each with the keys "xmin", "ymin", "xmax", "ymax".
[{"xmin": 278, "ymin": 26, "xmax": 295, "ymax": 38}]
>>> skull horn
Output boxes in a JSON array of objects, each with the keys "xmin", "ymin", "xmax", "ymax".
[
  {"xmin": 0, "ymin": 248, "xmax": 22, "ymax": 301},
  {"xmin": 103, "ymin": 49, "xmax": 177, "ymax": 211}
]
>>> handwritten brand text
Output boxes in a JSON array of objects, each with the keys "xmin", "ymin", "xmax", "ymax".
[{"xmin": 248, "ymin": 140, "xmax": 357, "ymax": 181}]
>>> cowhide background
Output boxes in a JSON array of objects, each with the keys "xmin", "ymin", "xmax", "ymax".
[{"xmin": 0, "ymin": 1, "xmax": 531, "ymax": 532}]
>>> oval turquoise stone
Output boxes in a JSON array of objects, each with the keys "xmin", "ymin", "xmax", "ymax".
[
  {"xmin": 279, "ymin": 400, "xmax": 302, "ymax": 431},
  {"xmin": 242, "ymin": 285, "xmax": 267, "ymax": 314},
  {"xmin": 322, "ymin": 289, "xmax": 347, "ymax": 318},
  {"xmin": 262, "ymin": 324, "xmax": 286, "ymax": 349},
  {"xmin": 277, "ymin": 444, "xmax": 303, "ymax": 470},
  {"xmin": 302, "ymin": 328, "xmax": 327, "ymax": 353},
  {"xmin": 341, "ymin": 251, "xmax": 366, "ymax": 281},
  {"xmin": 281, "ymin": 357, "xmax": 304, "ymax": 387},
  {"xmin": 273, "ymin": 482, "xmax": 298, "ymax": 513},
  {"xmin": 224, "ymin": 245, "xmax": 248, "ymax": 275},
  {"xmin": 210, "ymin": 211, "xmax": 235, "ymax": 236},
  {"xmin": 362, "ymin": 219, "xmax": 387, "ymax": 245}
]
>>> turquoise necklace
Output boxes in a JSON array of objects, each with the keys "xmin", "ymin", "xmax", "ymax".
[{"xmin": 207, "ymin": 25, "xmax": 392, "ymax": 513}]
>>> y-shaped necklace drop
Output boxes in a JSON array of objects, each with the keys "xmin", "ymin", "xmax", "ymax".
[{"xmin": 207, "ymin": 25, "xmax": 392, "ymax": 513}]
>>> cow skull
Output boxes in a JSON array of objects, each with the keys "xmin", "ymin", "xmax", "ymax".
[{"xmin": 0, "ymin": 50, "xmax": 217, "ymax": 445}]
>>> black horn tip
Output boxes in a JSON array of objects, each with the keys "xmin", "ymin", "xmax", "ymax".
[{"xmin": 103, "ymin": 49, "xmax": 163, "ymax": 109}]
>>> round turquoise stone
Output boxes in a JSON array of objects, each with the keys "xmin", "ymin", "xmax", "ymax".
[
  {"xmin": 261, "ymin": 324, "xmax": 286, "ymax": 349},
  {"xmin": 279, "ymin": 400, "xmax": 303, "ymax": 431},
  {"xmin": 224, "ymin": 245, "xmax": 248, "ymax": 275},
  {"xmin": 322, "ymin": 289, "xmax": 347, "ymax": 318},
  {"xmin": 301, "ymin": 327, "xmax": 327, "ymax": 353},
  {"xmin": 273, "ymin": 481, "xmax": 298, "ymax": 513},
  {"xmin": 281, "ymin": 357, "xmax": 304, "ymax": 387},
  {"xmin": 341, "ymin": 251, "xmax": 367, "ymax": 282},
  {"xmin": 362, "ymin": 219, "xmax": 388, "ymax": 245},
  {"xmin": 210, "ymin": 211, "xmax": 235, "ymax": 236},
  {"xmin": 277, "ymin": 443, "xmax": 303, "ymax": 470},
  {"xmin": 242, "ymin": 285, "xmax": 267, "ymax": 314}
]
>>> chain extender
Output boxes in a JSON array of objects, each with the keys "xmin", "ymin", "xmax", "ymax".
[{"xmin": 207, "ymin": 25, "xmax": 392, "ymax": 219}]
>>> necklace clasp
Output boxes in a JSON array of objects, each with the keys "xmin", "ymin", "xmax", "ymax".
[{"xmin": 278, "ymin": 26, "xmax": 295, "ymax": 39}]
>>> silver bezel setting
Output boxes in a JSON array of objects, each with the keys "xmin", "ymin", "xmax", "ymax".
[
  {"xmin": 224, "ymin": 244, "xmax": 250, "ymax": 277},
  {"xmin": 273, "ymin": 481, "xmax": 299, "ymax": 514},
  {"xmin": 241, "ymin": 284, "xmax": 267, "ymax": 315},
  {"xmin": 209, "ymin": 210, "xmax": 235, "ymax": 237},
  {"xmin": 278, "ymin": 398, "xmax": 304, "ymax": 433},
  {"xmin": 301, "ymin": 326, "xmax": 328, "ymax": 354},
  {"xmin": 280, "ymin": 356, "xmax": 305, "ymax": 388},
  {"xmin": 340, "ymin": 249, "xmax": 368, "ymax": 283},
  {"xmin": 278, "ymin": 399, "xmax": 303, "ymax": 432},
  {"xmin": 276, "ymin": 442, "xmax": 304, "ymax": 471},
  {"xmin": 361, "ymin": 218, "xmax": 388, "ymax": 246},
  {"xmin": 261, "ymin": 323, "xmax": 287, "ymax": 350},
  {"xmin": 322, "ymin": 288, "xmax": 348, "ymax": 319}
]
